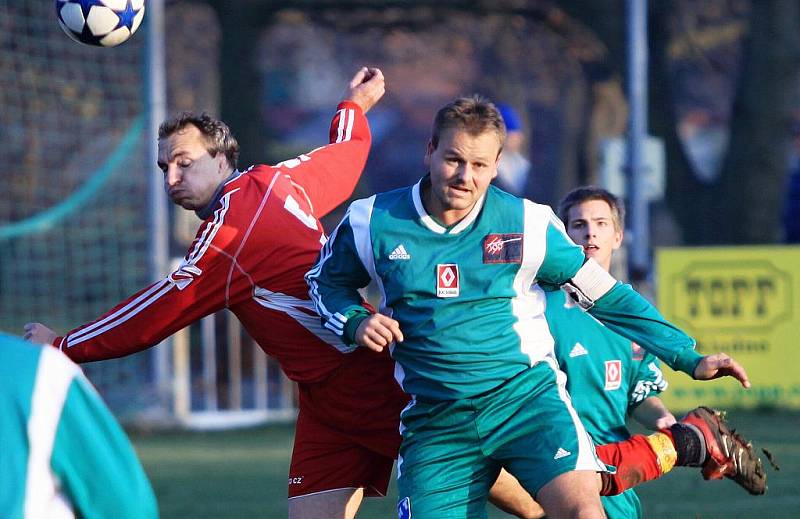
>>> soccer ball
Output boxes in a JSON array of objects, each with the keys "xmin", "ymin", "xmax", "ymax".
[{"xmin": 55, "ymin": 0, "xmax": 145, "ymax": 47}]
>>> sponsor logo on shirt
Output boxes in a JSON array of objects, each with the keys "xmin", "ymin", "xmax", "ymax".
[
  {"xmin": 569, "ymin": 342, "xmax": 588, "ymax": 357},
  {"xmin": 604, "ymin": 360, "xmax": 622, "ymax": 390},
  {"xmin": 436, "ymin": 264, "xmax": 459, "ymax": 297},
  {"xmin": 288, "ymin": 476, "xmax": 304, "ymax": 485},
  {"xmin": 483, "ymin": 233, "xmax": 523, "ymax": 263},
  {"xmin": 389, "ymin": 244, "xmax": 411, "ymax": 260},
  {"xmin": 554, "ymin": 447, "xmax": 572, "ymax": 460}
]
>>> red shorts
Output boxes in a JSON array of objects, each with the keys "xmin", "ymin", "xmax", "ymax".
[{"xmin": 288, "ymin": 347, "xmax": 409, "ymax": 498}]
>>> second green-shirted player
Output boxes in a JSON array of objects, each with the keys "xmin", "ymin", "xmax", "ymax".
[{"xmin": 547, "ymin": 187, "xmax": 670, "ymax": 518}]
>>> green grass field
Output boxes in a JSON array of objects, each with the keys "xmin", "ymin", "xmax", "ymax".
[{"xmin": 131, "ymin": 409, "xmax": 799, "ymax": 518}]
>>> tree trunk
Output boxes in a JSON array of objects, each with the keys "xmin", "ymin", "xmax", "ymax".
[{"xmin": 714, "ymin": 0, "xmax": 800, "ymax": 244}]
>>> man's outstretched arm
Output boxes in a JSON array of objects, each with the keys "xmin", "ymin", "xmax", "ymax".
[{"xmin": 283, "ymin": 67, "xmax": 385, "ymax": 218}]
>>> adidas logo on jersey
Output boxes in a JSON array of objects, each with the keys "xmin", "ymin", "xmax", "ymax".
[
  {"xmin": 569, "ymin": 342, "xmax": 588, "ymax": 357},
  {"xmin": 389, "ymin": 244, "xmax": 411, "ymax": 260},
  {"xmin": 554, "ymin": 447, "xmax": 571, "ymax": 460}
]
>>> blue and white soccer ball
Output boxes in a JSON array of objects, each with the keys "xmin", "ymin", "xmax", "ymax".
[{"xmin": 55, "ymin": 0, "xmax": 145, "ymax": 47}]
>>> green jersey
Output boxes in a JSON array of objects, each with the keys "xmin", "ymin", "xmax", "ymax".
[
  {"xmin": 307, "ymin": 179, "xmax": 701, "ymax": 401},
  {"xmin": 547, "ymin": 289, "xmax": 668, "ymax": 519},
  {"xmin": 0, "ymin": 334, "xmax": 157, "ymax": 519},
  {"xmin": 548, "ymin": 289, "xmax": 667, "ymax": 444}
]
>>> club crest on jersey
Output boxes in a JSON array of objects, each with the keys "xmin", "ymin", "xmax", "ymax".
[
  {"xmin": 483, "ymin": 233, "xmax": 523, "ymax": 263},
  {"xmin": 436, "ymin": 264, "xmax": 459, "ymax": 297},
  {"xmin": 604, "ymin": 360, "xmax": 622, "ymax": 390},
  {"xmin": 398, "ymin": 496, "xmax": 412, "ymax": 518}
]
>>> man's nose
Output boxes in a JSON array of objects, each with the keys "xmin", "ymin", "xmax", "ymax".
[
  {"xmin": 456, "ymin": 163, "xmax": 473, "ymax": 182},
  {"xmin": 166, "ymin": 166, "xmax": 181, "ymax": 186}
]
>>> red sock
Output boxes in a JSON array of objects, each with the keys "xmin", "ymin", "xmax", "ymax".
[{"xmin": 596, "ymin": 430, "xmax": 677, "ymax": 496}]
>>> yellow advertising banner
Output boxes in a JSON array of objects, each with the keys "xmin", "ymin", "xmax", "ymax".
[{"xmin": 656, "ymin": 246, "xmax": 800, "ymax": 411}]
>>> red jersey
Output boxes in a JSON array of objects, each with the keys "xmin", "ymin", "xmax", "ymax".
[{"xmin": 55, "ymin": 102, "xmax": 371, "ymax": 384}]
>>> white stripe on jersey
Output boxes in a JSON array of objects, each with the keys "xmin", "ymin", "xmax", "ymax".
[
  {"xmin": 347, "ymin": 197, "xmax": 392, "ymax": 314},
  {"xmin": 306, "ymin": 213, "xmax": 347, "ymax": 324},
  {"xmin": 224, "ymin": 173, "xmax": 281, "ymax": 305},
  {"xmin": 67, "ymin": 279, "xmax": 171, "ymax": 345},
  {"xmin": 287, "ymin": 177, "xmax": 316, "ymax": 219},
  {"xmin": 67, "ymin": 190, "xmax": 238, "ymax": 348},
  {"xmin": 324, "ymin": 322, "xmax": 343, "ymax": 335},
  {"xmin": 508, "ymin": 200, "xmax": 556, "ymax": 366},
  {"xmin": 25, "ymin": 347, "xmax": 81, "ymax": 519},
  {"xmin": 187, "ymin": 189, "xmax": 238, "ymax": 265},
  {"xmin": 306, "ymin": 196, "xmax": 382, "ymax": 330},
  {"xmin": 335, "ymin": 108, "xmax": 355, "ymax": 143},
  {"xmin": 252, "ymin": 287, "xmax": 356, "ymax": 353},
  {"xmin": 67, "ymin": 281, "xmax": 174, "ymax": 347}
]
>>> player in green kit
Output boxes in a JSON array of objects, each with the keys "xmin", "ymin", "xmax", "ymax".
[
  {"xmin": 489, "ymin": 187, "xmax": 767, "ymax": 519},
  {"xmin": 551, "ymin": 187, "xmax": 671, "ymax": 517},
  {"xmin": 0, "ymin": 333, "xmax": 156, "ymax": 518},
  {"xmin": 306, "ymin": 96, "xmax": 751, "ymax": 518}
]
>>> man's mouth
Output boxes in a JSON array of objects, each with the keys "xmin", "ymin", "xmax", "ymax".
[
  {"xmin": 583, "ymin": 244, "xmax": 599, "ymax": 253},
  {"xmin": 449, "ymin": 185, "xmax": 470, "ymax": 194}
]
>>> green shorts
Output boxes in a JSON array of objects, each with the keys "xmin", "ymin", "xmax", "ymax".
[{"xmin": 397, "ymin": 358, "xmax": 606, "ymax": 518}]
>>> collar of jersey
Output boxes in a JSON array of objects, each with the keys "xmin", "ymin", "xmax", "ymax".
[
  {"xmin": 412, "ymin": 176, "xmax": 486, "ymax": 235},
  {"xmin": 195, "ymin": 169, "xmax": 242, "ymax": 220}
]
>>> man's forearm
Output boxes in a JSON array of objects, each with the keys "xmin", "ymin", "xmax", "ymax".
[{"xmin": 589, "ymin": 283, "xmax": 702, "ymax": 376}]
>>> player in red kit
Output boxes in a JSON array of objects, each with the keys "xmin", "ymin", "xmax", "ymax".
[{"xmin": 24, "ymin": 67, "xmax": 408, "ymax": 519}]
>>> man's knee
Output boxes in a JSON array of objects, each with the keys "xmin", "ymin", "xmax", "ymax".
[
  {"xmin": 288, "ymin": 487, "xmax": 364, "ymax": 519},
  {"xmin": 535, "ymin": 470, "xmax": 605, "ymax": 519}
]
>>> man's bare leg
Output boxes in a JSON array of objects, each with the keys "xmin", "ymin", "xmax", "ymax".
[
  {"xmin": 288, "ymin": 487, "xmax": 364, "ymax": 519},
  {"xmin": 535, "ymin": 470, "xmax": 605, "ymax": 519}
]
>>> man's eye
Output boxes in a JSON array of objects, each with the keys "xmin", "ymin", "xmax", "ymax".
[{"xmin": 180, "ymin": 161, "xmax": 192, "ymax": 168}]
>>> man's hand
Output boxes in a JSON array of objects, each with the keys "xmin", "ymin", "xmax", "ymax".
[
  {"xmin": 23, "ymin": 322, "xmax": 58, "ymax": 346},
  {"xmin": 355, "ymin": 313, "xmax": 403, "ymax": 352},
  {"xmin": 344, "ymin": 67, "xmax": 385, "ymax": 114},
  {"xmin": 631, "ymin": 396, "xmax": 677, "ymax": 431},
  {"xmin": 693, "ymin": 353, "xmax": 751, "ymax": 388}
]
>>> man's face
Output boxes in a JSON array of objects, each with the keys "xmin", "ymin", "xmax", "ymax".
[
  {"xmin": 565, "ymin": 199, "xmax": 623, "ymax": 271},
  {"xmin": 423, "ymin": 127, "xmax": 501, "ymax": 225},
  {"xmin": 157, "ymin": 124, "xmax": 229, "ymax": 211}
]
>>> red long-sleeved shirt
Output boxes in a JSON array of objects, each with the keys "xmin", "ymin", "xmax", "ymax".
[{"xmin": 55, "ymin": 102, "xmax": 369, "ymax": 383}]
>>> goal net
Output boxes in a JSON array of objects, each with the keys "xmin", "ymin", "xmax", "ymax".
[
  {"xmin": 0, "ymin": 0, "xmax": 298, "ymax": 428},
  {"xmin": 0, "ymin": 0, "xmax": 155, "ymax": 416}
]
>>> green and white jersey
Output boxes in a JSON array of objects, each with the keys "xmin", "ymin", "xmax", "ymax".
[
  {"xmin": 307, "ymin": 178, "xmax": 701, "ymax": 401},
  {"xmin": 309, "ymin": 181, "xmax": 585, "ymax": 400},
  {"xmin": 547, "ymin": 290, "xmax": 667, "ymax": 444},
  {"xmin": 0, "ymin": 334, "xmax": 157, "ymax": 519}
]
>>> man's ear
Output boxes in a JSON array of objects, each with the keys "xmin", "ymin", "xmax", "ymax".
[
  {"xmin": 216, "ymin": 153, "xmax": 230, "ymax": 175},
  {"xmin": 612, "ymin": 228, "xmax": 624, "ymax": 250},
  {"xmin": 423, "ymin": 140, "xmax": 434, "ymax": 168},
  {"xmin": 492, "ymin": 151, "xmax": 502, "ymax": 180}
]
